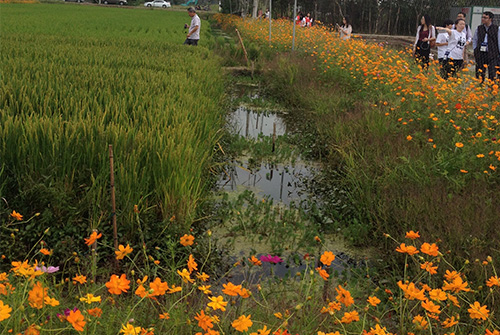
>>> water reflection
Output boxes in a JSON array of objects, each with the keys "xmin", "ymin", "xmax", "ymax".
[
  {"xmin": 219, "ymin": 161, "xmax": 315, "ymax": 205},
  {"xmin": 229, "ymin": 106, "xmax": 287, "ymax": 139}
]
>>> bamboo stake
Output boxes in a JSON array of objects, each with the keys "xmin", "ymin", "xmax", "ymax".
[
  {"xmin": 236, "ymin": 28, "xmax": 249, "ymax": 65},
  {"xmin": 272, "ymin": 122, "xmax": 276, "ymax": 152},
  {"xmin": 109, "ymin": 145, "xmax": 118, "ymax": 262}
]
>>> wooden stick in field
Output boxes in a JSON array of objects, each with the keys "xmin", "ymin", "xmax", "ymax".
[
  {"xmin": 235, "ymin": 28, "xmax": 249, "ymax": 65},
  {"xmin": 109, "ymin": 145, "xmax": 118, "ymax": 263}
]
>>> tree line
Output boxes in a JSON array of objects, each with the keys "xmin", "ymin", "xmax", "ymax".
[{"xmin": 220, "ymin": 0, "xmax": 500, "ymax": 36}]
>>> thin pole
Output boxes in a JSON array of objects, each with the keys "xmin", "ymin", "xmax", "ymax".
[
  {"xmin": 109, "ymin": 145, "xmax": 118, "ymax": 256},
  {"xmin": 292, "ymin": 0, "xmax": 297, "ymax": 50},
  {"xmin": 272, "ymin": 122, "xmax": 276, "ymax": 152},
  {"xmin": 268, "ymin": 0, "xmax": 272, "ymax": 43}
]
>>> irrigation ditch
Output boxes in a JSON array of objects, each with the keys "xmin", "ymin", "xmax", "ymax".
[{"xmin": 208, "ymin": 67, "xmax": 376, "ymax": 284}]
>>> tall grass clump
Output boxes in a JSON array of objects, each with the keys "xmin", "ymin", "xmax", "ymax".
[{"xmin": 0, "ymin": 4, "xmax": 226, "ymax": 261}]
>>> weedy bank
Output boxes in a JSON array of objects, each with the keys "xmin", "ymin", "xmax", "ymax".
[
  {"xmin": 213, "ymin": 14, "xmax": 500, "ymax": 268},
  {"xmin": 0, "ymin": 4, "xmax": 226, "ymax": 261}
]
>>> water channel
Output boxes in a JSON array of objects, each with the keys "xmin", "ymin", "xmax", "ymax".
[{"xmin": 212, "ymin": 81, "xmax": 371, "ymax": 283}]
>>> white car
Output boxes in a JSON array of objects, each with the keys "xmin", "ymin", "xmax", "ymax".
[{"xmin": 144, "ymin": 0, "xmax": 171, "ymax": 8}]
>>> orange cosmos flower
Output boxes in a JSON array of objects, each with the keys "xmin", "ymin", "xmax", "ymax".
[
  {"xmin": 429, "ymin": 288, "xmax": 447, "ymax": 301},
  {"xmin": 335, "ymin": 285, "xmax": 354, "ymax": 307},
  {"xmin": 84, "ymin": 231, "xmax": 102, "ymax": 246},
  {"xmin": 159, "ymin": 312, "xmax": 170, "ymax": 319},
  {"xmin": 10, "ymin": 210, "xmax": 23, "ymax": 221},
  {"xmin": 397, "ymin": 281, "xmax": 426, "ymax": 301},
  {"xmin": 405, "ymin": 231, "xmax": 420, "ymax": 239},
  {"xmin": 341, "ymin": 310, "xmax": 359, "ymax": 324},
  {"xmin": 150, "ymin": 277, "xmax": 169, "ymax": 296},
  {"xmin": 195, "ymin": 310, "xmax": 213, "ymax": 331},
  {"xmin": 73, "ymin": 275, "xmax": 87, "ymax": 285},
  {"xmin": 486, "ymin": 276, "xmax": 500, "ymax": 287},
  {"xmin": 248, "ymin": 255, "xmax": 262, "ymax": 266},
  {"xmin": 316, "ymin": 267, "xmax": 329, "ymax": 281},
  {"xmin": 180, "ymin": 234, "xmax": 194, "ymax": 246},
  {"xmin": 67, "ymin": 309, "xmax": 86, "ymax": 332},
  {"xmin": 367, "ymin": 296, "xmax": 381, "ymax": 306},
  {"xmin": 0, "ymin": 300, "xmax": 12, "ymax": 322},
  {"xmin": 115, "ymin": 244, "xmax": 133, "ymax": 260},
  {"xmin": 413, "ymin": 315, "xmax": 428, "ymax": 329},
  {"xmin": 28, "ymin": 281, "xmax": 48, "ymax": 309},
  {"xmin": 232, "ymin": 315, "xmax": 253, "ymax": 332},
  {"xmin": 468, "ymin": 301, "xmax": 489, "ymax": 320},
  {"xmin": 39, "ymin": 248, "xmax": 52, "ymax": 256},
  {"xmin": 187, "ymin": 254, "xmax": 198, "ymax": 273},
  {"xmin": 396, "ymin": 243, "xmax": 419, "ymax": 255},
  {"xmin": 420, "ymin": 261, "xmax": 438, "ymax": 274},
  {"xmin": 87, "ymin": 307, "xmax": 102, "ymax": 318},
  {"xmin": 455, "ymin": 142, "xmax": 464, "ymax": 148},
  {"xmin": 421, "ymin": 299, "xmax": 441, "ymax": 314},
  {"xmin": 320, "ymin": 251, "xmax": 335, "ymax": 266},
  {"xmin": 222, "ymin": 282, "xmax": 242, "ymax": 296},
  {"xmin": 442, "ymin": 276, "xmax": 470, "ymax": 293},
  {"xmin": 420, "ymin": 242, "xmax": 439, "ymax": 256},
  {"xmin": 441, "ymin": 316, "xmax": 458, "ymax": 328},
  {"xmin": 196, "ymin": 272, "xmax": 209, "ymax": 282},
  {"xmin": 105, "ymin": 274, "xmax": 130, "ymax": 295}
]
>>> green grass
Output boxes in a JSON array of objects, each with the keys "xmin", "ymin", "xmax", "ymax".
[{"xmin": 0, "ymin": 3, "xmax": 226, "ymax": 261}]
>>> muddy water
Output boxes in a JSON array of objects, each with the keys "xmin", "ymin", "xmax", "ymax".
[{"xmin": 213, "ymin": 85, "xmax": 369, "ymax": 282}]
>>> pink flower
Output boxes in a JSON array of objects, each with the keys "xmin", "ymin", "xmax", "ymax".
[{"xmin": 259, "ymin": 254, "xmax": 283, "ymax": 264}]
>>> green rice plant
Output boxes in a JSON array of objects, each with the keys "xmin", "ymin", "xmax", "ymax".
[{"xmin": 0, "ymin": 4, "xmax": 227, "ymax": 261}]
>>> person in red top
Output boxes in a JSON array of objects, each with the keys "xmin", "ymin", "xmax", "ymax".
[
  {"xmin": 296, "ymin": 12, "xmax": 302, "ymax": 25},
  {"xmin": 413, "ymin": 14, "xmax": 436, "ymax": 69}
]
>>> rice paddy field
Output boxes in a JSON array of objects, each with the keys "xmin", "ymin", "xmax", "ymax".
[{"xmin": 0, "ymin": 3, "xmax": 226, "ymax": 260}]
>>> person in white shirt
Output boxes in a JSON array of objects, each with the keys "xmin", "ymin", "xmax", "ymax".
[
  {"xmin": 184, "ymin": 7, "xmax": 201, "ymax": 46},
  {"xmin": 337, "ymin": 16, "xmax": 352, "ymax": 40},
  {"xmin": 437, "ymin": 18, "xmax": 467, "ymax": 79},
  {"xmin": 436, "ymin": 19, "xmax": 454, "ymax": 63}
]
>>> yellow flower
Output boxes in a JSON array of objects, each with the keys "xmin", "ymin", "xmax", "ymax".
[
  {"xmin": 79, "ymin": 294, "xmax": 102, "ymax": 304},
  {"xmin": 177, "ymin": 268, "xmax": 194, "ymax": 283},
  {"xmin": 120, "ymin": 323, "xmax": 142, "ymax": 335},
  {"xmin": 115, "ymin": 244, "xmax": 133, "ymax": 260},
  {"xmin": 249, "ymin": 326, "xmax": 271, "ymax": 335},
  {"xmin": 207, "ymin": 296, "xmax": 227, "ymax": 311},
  {"xmin": 232, "ymin": 314, "xmax": 253, "ymax": 332},
  {"xmin": 0, "ymin": 300, "xmax": 12, "ymax": 321}
]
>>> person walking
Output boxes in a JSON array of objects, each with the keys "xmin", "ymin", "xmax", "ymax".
[
  {"xmin": 437, "ymin": 18, "xmax": 467, "ymax": 79},
  {"xmin": 337, "ymin": 16, "xmax": 352, "ymax": 40},
  {"xmin": 473, "ymin": 11, "xmax": 500, "ymax": 82},
  {"xmin": 436, "ymin": 19, "xmax": 453, "ymax": 78},
  {"xmin": 454, "ymin": 12, "xmax": 472, "ymax": 66},
  {"xmin": 413, "ymin": 14, "xmax": 436, "ymax": 69},
  {"xmin": 184, "ymin": 7, "xmax": 201, "ymax": 46}
]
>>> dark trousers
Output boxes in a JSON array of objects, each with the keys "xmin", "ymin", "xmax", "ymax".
[
  {"xmin": 443, "ymin": 59, "xmax": 464, "ymax": 79},
  {"xmin": 475, "ymin": 51, "xmax": 499, "ymax": 81},
  {"xmin": 415, "ymin": 41, "xmax": 430, "ymax": 68},
  {"xmin": 184, "ymin": 38, "xmax": 199, "ymax": 46}
]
